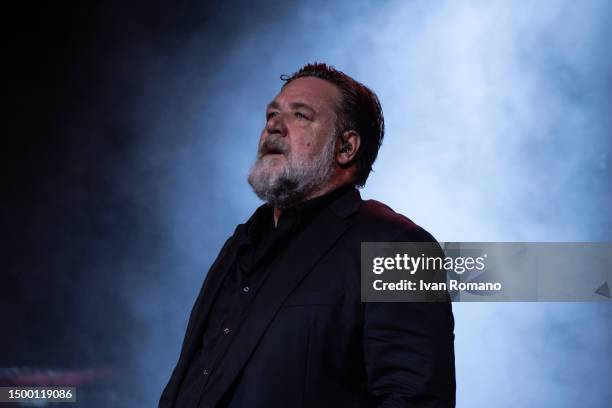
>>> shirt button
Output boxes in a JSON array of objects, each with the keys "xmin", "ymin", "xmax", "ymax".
[
  {"xmin": 242, "ymin": 286, "xmax": 250, "ymax": 293},
  {"xmin": 223, "ymin": 328, "xmax": 231, "ymax": 335},
  {"xmin": 203, "ymin": 369, "xmax": 209, "ymax": 376}
]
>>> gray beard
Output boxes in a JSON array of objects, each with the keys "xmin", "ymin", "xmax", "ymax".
[{"xmin": 247, "ymin": 136, "xmax": 336, "ymax": 209}]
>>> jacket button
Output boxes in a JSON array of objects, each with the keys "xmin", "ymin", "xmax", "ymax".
[
  {"xmin": 242, "ymin": 286, "xmax": 250, "ymax": 293},
  {"xmin": 203, "ymin": 369, "xmax": 209, "ymax": 376},
  {"xmin": 223, "ymin": 328, "xmax": 231, "ymax": 335}
]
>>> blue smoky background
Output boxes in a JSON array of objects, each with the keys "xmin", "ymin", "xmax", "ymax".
[{"xmin": 3, "ymin": 0, "xmax": 611, "ymax": 406}]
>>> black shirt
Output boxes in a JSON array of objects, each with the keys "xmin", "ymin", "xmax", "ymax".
[{"xmin": 174, "ymin": 185, "xmax": 354, "ymax": 408}]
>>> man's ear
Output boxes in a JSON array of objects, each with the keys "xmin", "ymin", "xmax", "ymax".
[{"xmin": 336, "ymin": 130, "xmax": 361, "ymax": 166}]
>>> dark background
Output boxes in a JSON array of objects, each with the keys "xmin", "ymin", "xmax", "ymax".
[{"xmin": 4, "ymin": 0, "xmax": 290, "ymax": 404}]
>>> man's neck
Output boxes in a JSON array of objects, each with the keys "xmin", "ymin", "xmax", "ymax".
[{"xmin": 273, "ymin": 207, "xmax": 283, "ymax": 227}]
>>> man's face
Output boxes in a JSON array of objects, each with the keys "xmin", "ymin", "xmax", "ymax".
[{"xmin": 248, "ymin": 76, "xmax": 342, "ymax": 208}]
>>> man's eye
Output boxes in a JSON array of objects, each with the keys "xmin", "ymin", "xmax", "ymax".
[
  {"xmin": 295, "ymin": 112, "xmax": 309, "ymax": 120},
  {"xmin": 266, "ymin": 112, "xmax": 278, "ymax": 120}
]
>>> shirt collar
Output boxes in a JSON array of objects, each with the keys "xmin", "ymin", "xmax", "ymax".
[{"xmin": 246, "ymin": 183, "xmax": 357, "ymax": 238}]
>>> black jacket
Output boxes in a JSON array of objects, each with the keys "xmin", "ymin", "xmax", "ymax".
[{"xmin": 160, "ymin": 188, "xmax": 455, "ymax": 408}]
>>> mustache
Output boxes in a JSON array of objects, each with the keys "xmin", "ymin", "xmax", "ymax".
[{"xmin": 258, "ymin": 137, "xmax": 289, "ymax": 158}]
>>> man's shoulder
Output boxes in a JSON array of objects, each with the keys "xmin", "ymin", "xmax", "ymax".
[{"xmin": 351, "ymin": 198, "xmax": 438, "ymax": 243}]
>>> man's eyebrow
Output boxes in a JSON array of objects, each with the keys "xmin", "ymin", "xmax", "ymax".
[
  {"xmin": 265, "ymin": 101, "xmax": 316, "ymax": 114},
  {"xmin": 266, "ymin": 101, "xmax": 281, "ymax": 111},
  {"xmin": 289, "ymin": 102, "xmax": 315, "ymax": 114}
]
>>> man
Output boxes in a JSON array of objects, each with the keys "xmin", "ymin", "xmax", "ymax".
[{"xmin": 160, "ymin": 63, "xmax": 455, "ymax": 408}]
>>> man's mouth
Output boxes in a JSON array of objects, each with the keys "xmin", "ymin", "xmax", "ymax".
[{"xmin": 263, "ymin": 147, "xmax": 285, "ymax": 156}]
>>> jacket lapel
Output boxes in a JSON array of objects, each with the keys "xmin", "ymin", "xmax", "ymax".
[{"xmin": 204, "ymin": 188, "xmax": 362, "ymax": 407}]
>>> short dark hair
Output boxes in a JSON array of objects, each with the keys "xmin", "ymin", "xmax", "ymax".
[{"xmin": 280, "ymin": 62, "xmax": 385, "ymax": 187}]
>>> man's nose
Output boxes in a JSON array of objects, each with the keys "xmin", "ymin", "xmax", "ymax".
[{"xmin": 266, "ymin": 114, "xmax": 287, "ymax": 136}]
